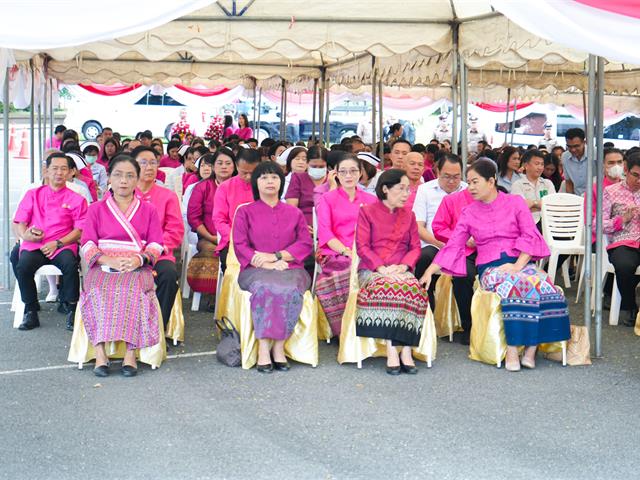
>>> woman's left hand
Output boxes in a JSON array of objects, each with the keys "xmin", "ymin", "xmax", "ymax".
[
  {"xmin": 119, "ymin": 255, "xmax": 141, "ymax": 272},
  {"xmin": 497, "ymin": 262, "xmax": 521, "ymax": 275}
]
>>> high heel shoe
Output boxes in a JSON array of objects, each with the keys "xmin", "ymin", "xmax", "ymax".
[
  {"xmin": 386, "ymin": 365, "xmax": 401, "ymax": 375},
  {"xmin": 400, "ymin": 359, "xmax": 418, "ymax": 374},
  {"xmin": 505, "ymin": 358, "xmax": 521, "ymax": 372},
  {"xmin": 256, "ymin": 363, "xmax": 273, "ymax": 373}
]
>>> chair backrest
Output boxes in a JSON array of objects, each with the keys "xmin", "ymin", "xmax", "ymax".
[
  {"xmin": 541, "ymin": 193, "xmax": 584, "ymax": 247},
  {"xmin": 312, "ymin": 206, "xmax": 318, "ymax": 251}
]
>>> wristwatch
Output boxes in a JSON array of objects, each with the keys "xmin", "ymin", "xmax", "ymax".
[
  {"xmin": 274, "ymin": 251, "xmax": 283, "ymax": 261},
  {"xmin": 55, "ymin": 240, "xmax": 64, "ymax": 250}
]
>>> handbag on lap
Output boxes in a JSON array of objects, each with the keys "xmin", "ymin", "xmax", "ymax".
[{"xmin": 215, "ymin": 317, "xmax": 241, "ymax": 367}]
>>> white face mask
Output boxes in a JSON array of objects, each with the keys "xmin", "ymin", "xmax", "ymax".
[
  {"xmin": 85, "ymin": 155, "xmax": 97, "ymax": 165},
  {"xmin": 607, "ymin": 164, "xmax": 624, "ymax": 179},
  {"xmin": 308, "ymin": 167, "xmax": 327, "ymax": 180}
]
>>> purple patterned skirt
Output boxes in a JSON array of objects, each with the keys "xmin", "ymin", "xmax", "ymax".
[
  {"xmin": 238, "ymin": 267, "xmax": 311, "ymax": 340},
  {"xmin": 315, "ymin": 255, "xmax": 352, "ymax": 335}
]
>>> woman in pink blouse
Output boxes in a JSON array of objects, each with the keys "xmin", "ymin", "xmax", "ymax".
[
  {"xmin": 235, "ymin": 114, "xmax": 253, "ymax": 140},
  {"xmin": 421, "ymin": 159, "xmax": 570, "ymax": 372},
  {"xmin": 233, "ymin": 161, "xmax": 313, "ymax": 373},
  {"xmin": 355, "ymin": 169, "xmax": 428, "ymax": 375},
  {"xmin": 315, "ymin": 155, "xmax": 377, "ymax": 335}
]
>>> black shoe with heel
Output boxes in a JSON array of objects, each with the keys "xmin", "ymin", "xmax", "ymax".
[{"xmin": 18, "ymin": 311, "xmax": 40, "ymax": 331}]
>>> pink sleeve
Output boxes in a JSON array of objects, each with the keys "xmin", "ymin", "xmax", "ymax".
[
  {"xmin": 355, "ymin": 208, "xmax": 385, "ymax": 271},
  {"xmin": 213, "ymin": 184, "xmax": 231, "ymax": 241},
  {"xmin": 73, "ymin": 197, "xmax": 88, "ymax": 230},
  {"xmin": 284, "ymin": 210, "xmax": 313, "ymax": 262},
  {"xmin": 162, "ymin": 193, "xmax": 184, "ymax": 251},
  {"xmin": 399, "ymin": 212, "xmax": 421, "ymax": 269},
  {"xmin": 187, "ymin": 183, "xmax": 205, "ymax": 231},
  {"xmin": 432, "ymin": 196, "xmax": 453, "ymax": 243},
  {"xmin": 144, "ymin": 207, "xmax": 166, "ymax": 265},
  {"xmin": 284, "ymin": 173, "xmax": 302, "ymax": 200},
  {"xmin": 231, "ymin": 206, "xmax": 254, "ymax": 270},
  {"xmin": 316, "ymin": 195, "xmax": 336, "ymax": 249},
  {"xmin": 433, "ymin": 211, "xmax": 472, "ymax": 277},
  {"xmin": 602, "ymin": 187, "xmax": 624, "ymax": 234},
  {"xmin": 13, "ymin": 190, "xmax": 34, "ymax": 224},
  {"xmin": 80, "ymin": 206, "xmax": 101, "ymax": 267},
  {"xmin": 81, "ymin": 168, "xmax": 98, "ymax": 202},
  {"xmin": 513, "ymin": 197, "xmax": 550, "ymax": 260}
]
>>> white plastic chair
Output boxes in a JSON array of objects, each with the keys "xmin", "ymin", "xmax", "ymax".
[
  {"xmin": 11, "ymin": 265, "xmax": 62, "ymax": 328},
  {"xmin": 541, "ymin": 193, "xmax": 584, "ymax": 287},
  {"xmin": 311, "ymin": 207, "xmax": 321, "ymax": 295}
]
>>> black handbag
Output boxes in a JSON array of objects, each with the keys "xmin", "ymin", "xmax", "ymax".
[{"xmin": 215, "ymin": 317, "xmax": 241, "ymax": 367}]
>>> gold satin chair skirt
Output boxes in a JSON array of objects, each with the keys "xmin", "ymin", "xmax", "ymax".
[
  {"xmin": 470, "ymin": 289, "xmax": 566, "ymax": 367},
  {"xmin": 433, "ymin": 274, "xmax": 463, "ymax": 340},
  {"xmin": 67, "ymin": 299, "xmax": 167, "ymax": 369},
  {"xmin": 165, "ymin": 289, "xmax": 185, "ymax": 344},
  {"xmin": 216, "ymin": 240, "xmax": 319, "ymax": 370},
  {"xmin": 316, "ymin": 297, "xmax": 333, "ymax": 342}
]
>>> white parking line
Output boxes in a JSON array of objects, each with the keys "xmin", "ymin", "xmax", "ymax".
[{"xmin": 0, "ymin": 350, "xmax": 217, "ymax": 376}]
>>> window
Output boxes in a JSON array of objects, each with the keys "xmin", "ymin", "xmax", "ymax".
[{"xmin": 134, "ymin": 92, "xmax": 185, "ymax": 106}]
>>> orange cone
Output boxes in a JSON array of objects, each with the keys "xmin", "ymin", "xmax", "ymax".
[
  {"xmin": 7, "ymin": 126, "xmax": 16, "ymax": 153},
  {"xmin": 17, "ymin": 129, "xmax": 29, "ymax": 158}
]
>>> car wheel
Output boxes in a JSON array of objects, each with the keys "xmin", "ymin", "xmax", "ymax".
[
  {"xmin": 164, "ymin": 123, "xmax": 175, "ymax": 141},
  {"xmin": 82, "ymin": 120, "xmax": 102, "ymax": 140}
]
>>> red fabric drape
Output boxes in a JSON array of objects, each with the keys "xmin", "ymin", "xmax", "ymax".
[
  {"xmin": 174, "ymin": 85, "xmax": 230, "ymax": 97},
  {"xmin": 573, "ymin": 0, "xmax": 640, "ymax": 19},
  {"xmin": 78, "ymin": 84, "xmax": 142, "ymax": 95},
  {"xmin": 473, "ymin": 101, "xmax": 534, "ymax": 113}
]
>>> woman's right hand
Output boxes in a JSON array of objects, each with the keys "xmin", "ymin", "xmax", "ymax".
[
  {"xmin": 327, "ymin": 170, "xmax": 338, "ymax": 190},
  {"xmin": 419, "ymin": 272, "xmax": 432, "ymax": 290},
  {"xmin": 101, "ymin": 256, "xmax": 124, "ymax": 272}
]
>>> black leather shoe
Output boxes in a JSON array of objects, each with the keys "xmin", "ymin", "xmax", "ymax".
[
  {"xmin": 93, "ymin": 364, "xmax": 110, "ymax": 377},
  {"xmin": 400, "ymin": 363, "xmax": 418, "ymax": 374},
  {"xmin": 18, "ymin": 311, "xmax": 40, "ymax": 331},
  {"xmin": 65, "ymin": 310, "xmax": 75, "ymax": 331},
  {"xmin": 386, "ymin": 365, "xmax": 401, "ymax": 375},
  {"xmin": 121, "ymin": 365, "xmax": 138, "ymax": 377},
  {"xmin": 273, "ymin": 361, "xmax": 290, "ymax": 371},
  {"xmin": 460, "ymin": 331, "xmax": 471, "ymax": 346},
  {"xmin": 256, "ymin": 363, "xmax": 273, "ymax": 373},
  {"xmin": 57, "ymin": 302, "xmax": 70, "ymax": 314},
  {"xmin": 622, "ymin": 309, "xmax": 638, "ymax": 327}
]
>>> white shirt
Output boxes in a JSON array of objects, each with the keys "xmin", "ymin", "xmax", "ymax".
[
  {"xmin": 511, "ymin": 176, "xmax": 556, "ymax": 224},
  {"xmin": 359, "ymin": 170, "xmax": 382, "ymax": 196},
  {"xmin": 412, "ymin": 179, "xmax": 468, "ymax": 247}
]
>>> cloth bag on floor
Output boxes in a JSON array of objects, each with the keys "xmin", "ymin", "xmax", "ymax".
[{"xmin": 215, "ymin": 317, "xmax": 241, "ymax": 367}]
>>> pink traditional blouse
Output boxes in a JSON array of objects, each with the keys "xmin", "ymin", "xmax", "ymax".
[
  {"xmin": 602, "ymin": 180, "xmax": 640, "ymax": 250},
  {"xmin": 81, "ymin": 196, "xmax": 164, "ymax": 268},
  {"xmin": 434, "ymin": 192, "xmax": 550, "ymax": 276},
  {"xmin": 284, "ymin": 172, "xmax": 316, "ymax": 225},
  {"xmin": 432, "ymin": 188, "xmax": 475, "ymax": 256},
  {"xmin": 212, "ymin": 175, "xmax": 254, "ymax": 253},
  {"xmin": 13, "ymin": 185, "xmax": 88, "ymax": 258},
  {"xmin": 233, "ymin": 200, "xmax": 313, "ymax": 271},
  {"xmin": 235, "ymin": 127, "xmax": 253, "ymax": 140},
  {"xmin": 586, "ymin": 176, "xmax": 618, "ymax": 237},
  {"xmin": 135, "ymin": 184, "xmax": 184, "ymax": 263},
  {"xmin": 160, "ymin": 155, "xmax": 181, "ymax": 169},
  {"xmin": 316, "ymin": 187, "xmax": 377, "ymax": 256},
  {"xmin": 182, "ymin": 172, "xmax": 199, "ymax": 192},
  {"xmin": 187, "ymin": 179, "xmax": 217, "ymax": 235},
  {"xmin": 356, "ymin": 201, "xmax": 421, "ymax": 272}
]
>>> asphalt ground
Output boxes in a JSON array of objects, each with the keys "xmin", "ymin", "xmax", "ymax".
[{"xmin": 1, "ymin": 283, "xmax": 639, "ymax": 480}]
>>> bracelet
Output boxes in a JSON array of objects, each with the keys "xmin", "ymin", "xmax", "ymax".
[{"xmin": 56, "ymin": 240, "xmax": 63, "ymax": 250}]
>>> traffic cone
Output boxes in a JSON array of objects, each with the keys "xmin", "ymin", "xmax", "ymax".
[
  {"xmin": 7, "ymin": 126, "xmax": 16, "ymax": 153},
  {"xmin": 17, "ymin": 129, "xmax": 29, "ymax": 158}
]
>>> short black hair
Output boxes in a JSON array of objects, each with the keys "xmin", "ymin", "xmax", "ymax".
[
  {"xmin": 261, "ymin": 138, "xmax": 276, "ymax": 148},
  {"xmin": 250, "ymin": 161, "xmax": 286, "ymax": 200},
  {"xmin": 131, "ymin": 146, "xmax": 157, "ymax": 160},
  {"xmin": 45, "ymin": 152, "xmax": 73, "ymax": 169},
  {"xmin": 139, "ymin": 130, "xmax": 153, "ymax": 140},
  {"xmin": 411, "ymin": 143, "xmax": 426, "ymax": 153},
  {"xmin": 268, "ymin": 141, "xmax": 287, "ymax": 159},
  {"xmin": 236, "ymin": 147, "xmax": 261, "ymax": 165},
  {"xmin": 308, "ymin": 145, "xmax": 328, "ymax": 163},
  {"xmin": 82, "ymin": 145, "xmax": 99, "ymax": 155},
  {"xmin": 604, "ymin": 147, "xmax": 624, "ymax": 160},
  {"xmin": 246, "ymin": 138, "xmax": 258, "ymax": 145},
  {"xmin": 603, "ymin": 141, "xmax": 615, "ymax": 148},
  {"xmin": 391, "ymin": 138, "xmax": 411, "ymax": 150},
  {"xmin": 437, "ymin": 153, "xmax": 463, "ymax": 172},
  {"xmin": 286, "ymin": 147, "xmax": 308, "ymax": 172},
  {"xmin": 468, "ymin": 158, "xmax": 498, "ymax": 185},
  {"xmin": 426, "ymin": 143, "xmax": 439, "ymax": 155},
  {"xmin": 108, "ymin": 153, "xmax": 141, "ymax": 177},
  {"xmin": 167, "ymin": 140, "xmax": 182, "ymax": 152},
  {"xmin": 61, "ymin": 142, "xmax": 80, "ymax": 153},
  {"xmin": 565, "ymin": 128, "xmax": 585, "ymax": 141},
  {"xmin": 326, "ymin": 150, "xmax": 351, "ymax": 170},
  {"xmin": 375, "ymin": 168, "xmax": 407, "ymax": 200},
  {"xmin": 54, "ymin": 125, "xmax": 66, "ymax": 134},
  {"xmin": 626, "ymin": 151, "xmax": 640, "ymax": 171},
  {"xmin": 521, "ymin": 149, "xmax": 545, "ymax": 164}
]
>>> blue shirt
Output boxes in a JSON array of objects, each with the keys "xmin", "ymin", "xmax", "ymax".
[{"xmin": 562, "ymin": 150, "xmax": 593, "ymax": 197}]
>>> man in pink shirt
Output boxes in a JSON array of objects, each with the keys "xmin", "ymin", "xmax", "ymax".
[
  {"xmin": 403, "ymin": 151, "xmax": 424, "ymax": 211},
  {"xmin": 132, "ymin": 146, "xmax": 184, "ymax": 328},
  {"xmin": 213, "ymin": 148, "xmax": 260, "ymax": 271},
  {"xmin": 13, "ymin": 152, "xmax": 87, "ymax": 331}
]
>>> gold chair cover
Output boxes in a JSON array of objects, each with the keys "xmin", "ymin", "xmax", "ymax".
[
  {"xmin": 433, "ymin": 274, "xmax": 463, "ymax": 338},
  {"xmin": 635, "ymin": 311, "xmax": 640, "ymax": 337},
  {"xmin": 337, "ymin": 249, "xmax": 437, "ymax": 365},
  {"xmin": 216, "ymin": 237, "xmax": 319, "ymax": 370},
  {"xmin": 470, "ymin": 288, "xmax": 566, "ymax": 367},
  {"xmin": 316, "ymin": 297, "xmax": 333, "ymax": 341},
  {"xmin": 165, "ymin": 289, "xmax": 185, "ymax": 343},
  {"xmin": 67, "ymin": 300, "xmax": 167, "ymax": 369}
]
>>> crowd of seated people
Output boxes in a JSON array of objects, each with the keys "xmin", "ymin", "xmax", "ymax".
[{"xmin": 22, "ymin": 120, "xmax": 640, "ymax": 377}]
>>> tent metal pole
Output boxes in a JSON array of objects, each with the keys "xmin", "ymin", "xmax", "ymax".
[
  {"xmin": 451, "ymin": 24, "xmax": 459, "ymax": 155},
  {"xmin": 251, "ymin": 82, "xmax": 257, "ymax": 136},
  {"xmin": 3, "ymin": 67, "xmax": 11, "ymax": 289},
  {"xmin": 459, "ymin": 55, "xmax": 468, "ymax": 171},
  {"xmin": 279, "ymin": 79, "xmax": 285, "ymax": 141},
  {"xmin": 318, "ymin": 69, "xmax": 325, "ymax": 145},
  {"xmin": 594, "ymin": 56, "xmax": 605, "ymax": 357},
  {"xmin": 324, "ymin": 76, "xmax": 330, "ymax": 144},
  {"xmin": 311, "ymin": 79, "xmax": 317, "ymax": 143},
  {"xmin": 584, "ymin": 54, "xmax": 596, "ymax": 334},
  {"xmin": 49, "ymin": 78, "xmax": 53, "ymax": 141},
  {"xmin": 282, "ymin": 80, "xmax": 288, "ymax": 142},
  {"xmin": 504, "ymin": 88, "xmax": 511, "ymax": 145},
  {"xmin": 29, "ymin": 62, "xmax": 35, "ymax": 183},
  {"xmin": 37, "ymin": 103, "xmax": 42, "ymax": 173},
  {"xmin": 510, "ymin": 97, "xmax": 518, "ymax": 145},
  {"xmin": 371, "ymin": 57, "xmax": 377, "ymax": 152},
  {"xmin": 256, "ymin": 88, "xmax": 262, "ymax": 142},
  {"xmin": 378, "ymin": 79, "xmax": 383, "ymax": 160},
  {"xmin": 43, "ymin": 78, "xmax": 48, "ymax": 155}
]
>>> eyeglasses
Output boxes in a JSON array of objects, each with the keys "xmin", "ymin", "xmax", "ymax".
[
  {"xmin": 390, "ymin": 185, "xmax": 411, "ymax": 194},
  {"xmin": 337, "ymin": 169, "xmax": 360, "ymax": 177},
  {"xmin": 441, "ymin": 174, "xmax": 461, "ymax": 182},
  {"xmin": 138, "ymin": 160, "xmax": 158, "ymax": 167},
  {"xmin": 111, "ymin": 172, "xmax": 137, "ymax": 181}
]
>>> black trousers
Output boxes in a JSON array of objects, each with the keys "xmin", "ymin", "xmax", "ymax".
[
  {"xmin": 154, "ymin": 260, "xmax": 179, "ymax": 328},
  {"xmin": 219, "ymin": 246, "xmax": 229, "ymax": 274},
  {"xmin": 452, "ymin": 253, "xmax": 477, "ymax": 333},
  {"xmin": 608, "ymin": 246, "xmax": 640, "ymax": 311},
  {"xmin": 15, "ymin": 249, "xmax": 79, "ymax": 312},
  {"xmin": 415, "ymin": 246, "xmax": 439, "ymax": 310}
]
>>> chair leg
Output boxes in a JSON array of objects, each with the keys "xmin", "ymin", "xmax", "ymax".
[
  {"xmin": 191, "ymin": 292, "xmax": 201, "ymax": 311},
  {"xmin": 547, "ymin": 253, "xmax": 559, "ymax": 285},
  {"xmin": 561, "ymin": 260, "xmax": 571, "ymax": 288},
  {"xmin": 13, "ymin": 298, "xmax": 25, "ymax": 328},
  {"xmin": 427, "ymin": 354, "xmax": 432, "ymax": 369},
  {"xmin": 357, "ymin": 360, "xmax": 362, "ymax": 369},
  {"xmin": 575, "ymin": 256, "xmax": 587, "ymax": 303},
  {"xmin": 326, "ymin": 338, "xmax": 330, "ymax": 344},
  {"xmin": 562, "ymin": 341, "xmax": 567, "ymax": 367},
  {"xmin": 78, "ymin": 362, "xmax": 83, "ymax": 370},
  {"xmin": 609, "ymin": 277, "xmax": 621, "ymax": 326}
]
